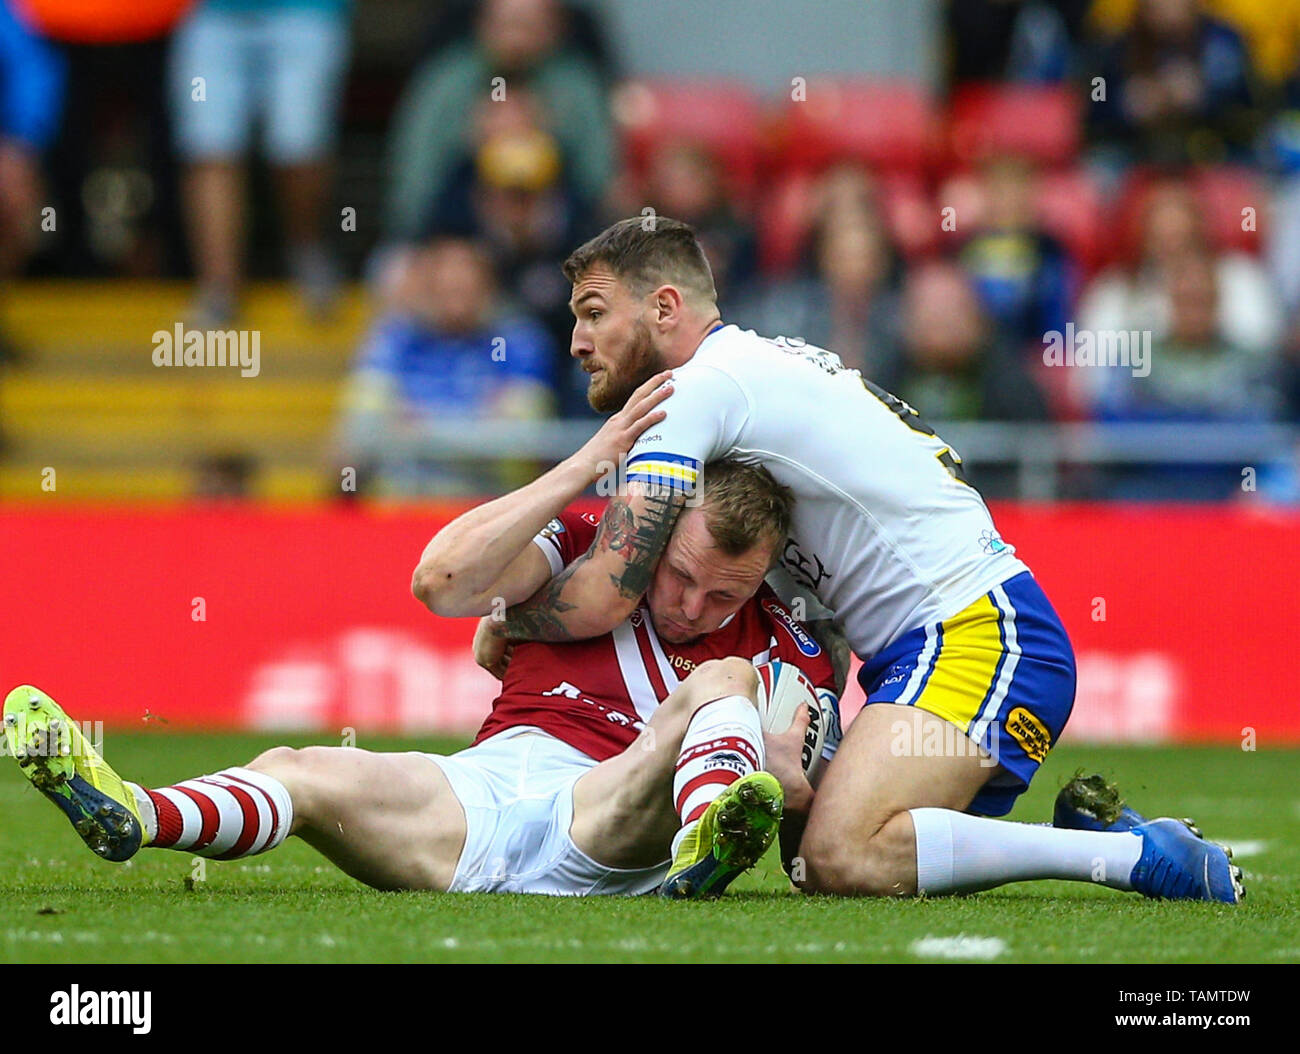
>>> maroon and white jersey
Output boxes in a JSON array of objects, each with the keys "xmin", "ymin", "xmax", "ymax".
[{"xmin": 472, "ymin": 508, "xmax": 840, "ymax": 762}]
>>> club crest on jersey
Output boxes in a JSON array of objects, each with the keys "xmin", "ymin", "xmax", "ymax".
[{"xmin": 762, "ymin": 599, "xmax": 822, "ymax": 657}]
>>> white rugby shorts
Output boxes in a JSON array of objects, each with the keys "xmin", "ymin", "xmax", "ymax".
[{"xmin": 422, "ymin": 726, "xmax": 668, "ymax": 896}]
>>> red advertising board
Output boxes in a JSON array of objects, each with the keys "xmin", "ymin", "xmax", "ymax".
[{"xmin": 1, "ymin": 502, "xmax": 1296, "ymax": 743}]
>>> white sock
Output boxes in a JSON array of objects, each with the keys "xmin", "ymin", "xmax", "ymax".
[
  {"xmin": 910, "ymin": 808, "xmax": 1143, "ymax": 894},
  {"xmin": 126, "ymin": 782, "xmax": 157, "ymax": 841},
  {"xmin": 670, "ymin": 696, "xmax": 764, "ymax": 858}
]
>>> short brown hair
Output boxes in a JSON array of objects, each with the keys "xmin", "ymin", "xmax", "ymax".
[
  {"xmin": 562, "ymin": 216, "xmax": 717, "ymax": 301},
  {"xmin": 696, "ymin": 458, "xmax": 794, "ymax": 563}
]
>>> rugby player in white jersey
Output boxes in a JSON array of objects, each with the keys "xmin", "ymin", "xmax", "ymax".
[{"xmin": 475, "ymin": 216, "xmax": 1243, "ymax": 903}]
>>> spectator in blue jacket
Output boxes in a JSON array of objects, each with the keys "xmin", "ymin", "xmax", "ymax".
[
  {"xmin": 0, "ymin": 0, "xmax": 65, "ymax": 281},
  {"xmin": 337, "ymin": 237, "xmax": 558, "ymax": 496}
]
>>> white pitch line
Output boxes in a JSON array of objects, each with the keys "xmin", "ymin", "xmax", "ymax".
[
  {"xmin": 909, "ymin": 934, "xmax": 1007, "ymax": 961},
  {"xmin": 1220, "ymin": 839, "xmax": 1269, "ymax": 858}
]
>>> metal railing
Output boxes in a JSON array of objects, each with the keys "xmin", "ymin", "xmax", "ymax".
[{"xmin": 349, "ymin": 419, "xmax": 1300, "ymax": 500}]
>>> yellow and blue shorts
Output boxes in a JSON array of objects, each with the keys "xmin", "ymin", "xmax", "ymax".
[{"xmin": 857, "ymin": 571, "xmax": 1076, "ymax": 817}]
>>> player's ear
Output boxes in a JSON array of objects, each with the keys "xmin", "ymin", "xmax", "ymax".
[{"xmin": 651, "ymin": 284, "xmax": 684, "ymax": 329}]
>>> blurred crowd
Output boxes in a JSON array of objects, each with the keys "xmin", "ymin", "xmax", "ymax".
[{"xmin": 3, "ymin": 0, "xmax": 1300, "ymax": 499}]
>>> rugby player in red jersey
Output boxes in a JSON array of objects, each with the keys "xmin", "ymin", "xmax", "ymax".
[{"xmin": 5, "ymin": 449, "xmax": 839, "ymax": 899}]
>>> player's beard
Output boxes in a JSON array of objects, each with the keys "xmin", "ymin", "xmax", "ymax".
[{"xmin": 587, "ymin": 317, "xmax": 666, "ymax": 413}]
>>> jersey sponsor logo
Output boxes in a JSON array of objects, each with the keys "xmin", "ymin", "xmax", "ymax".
[
  {"xmin": 762, "ymin": 598, "xmax": 822, "ymax": 657},
  {"xmin": 1006, "ymin": 706, "xmax": 1051, "ymax": 763},
  {"xmin": 538, "ymin": 518, "xmax": 566, "ymax": 540},
  {"xmin": 979, "ymin": 529, "xmax": 1013, "ymax": 555},
  {"xmin": 606, "ymin": 710, "xmax": 638, "ymax": 727},
  {"xmin": 539, "ymin": 680, "xmax": 647, "ymax": 733}
]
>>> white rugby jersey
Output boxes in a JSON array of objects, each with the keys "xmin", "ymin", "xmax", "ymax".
[{"xmin": 625, "ymin": 324, "xmax": 1029, "ymax": 661}]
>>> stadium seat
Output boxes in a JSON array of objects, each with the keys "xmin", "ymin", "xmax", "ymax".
[
  {"xmin": 1037, "ymin": 167, "xmax": 1105, "ymax": 275},
  {"xmin": 770, "ymin": 79, "xmax": 938, "ymax": 177},
  {"xmin": 0, "ymin": 281, "xmax": 362, "ymax": 500},
  {"xmin": 1109, "ymin": 166, "xmax": 1269, "ymax": 266},
  {"xmin": 758, "ymin": 170, "xmax": 935, "ymax": 274},
  {"xmin": 946, "ymin": 83, "xmax": 1081, "ymax": 169},
  {"xmin": 757, "ymin": 173, "xmax": 815, "ymax": 274},
  {"xmin": 1193, "ymin": 166, "xmax": 1267, "ymax": 256},
  {"xmin": 612, "ymin": 79, "xmax": 765, "ymax": 200}
]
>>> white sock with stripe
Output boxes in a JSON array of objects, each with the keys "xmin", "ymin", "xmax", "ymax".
[
  {"xmin": 127, "ymin": 767, "xmax": 293, "ymax": 859},
  {"xmin": 670, "ymin": 696, "xmax": 764, "ymax": 859},
  {"xmin": 909, "ymin": 808, "xmax": 1143, "ymax": 894}
]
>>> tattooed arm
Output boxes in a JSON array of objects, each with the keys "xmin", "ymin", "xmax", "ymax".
[
  {"xmin": 487, "ymin": 483, "xmax": 686, "ymax": 643},
  {"xmin": 412, "ymin": 371, "xmax": 673, "ymax": 617}
]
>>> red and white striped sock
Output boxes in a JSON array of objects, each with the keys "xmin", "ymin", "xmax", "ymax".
[
  {"xmin": 671, "ymin": 695, "xmax": 764, "ymax": 858},
  {"xmin": 126, "ymin": 767, "xmax": 293, "ymax": 859}
]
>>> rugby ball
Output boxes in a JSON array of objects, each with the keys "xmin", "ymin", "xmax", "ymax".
[{"xmin": 754, "ymin": 660, "xmax": 827, "ymax": 782}]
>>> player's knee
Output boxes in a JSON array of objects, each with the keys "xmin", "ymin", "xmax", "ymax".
[
  {"xmin": 687, "ymin": 656, "xmax": 759, "ymax": 707},
  {"xmin": 660, "ymin": 657, "xmax": 759, "ymax": 724},
  {"xmin": 800, "ymin": 827, "xmax": 910, "ymax": 899},
  {"xmin": 247, "ymin": 745, "xmax": 299, "ymax": 781},
  {"xmin": 246, "ymin": 745, "xmax": 327, "ymax": 821}
]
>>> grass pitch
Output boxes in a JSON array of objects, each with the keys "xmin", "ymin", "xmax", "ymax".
[{"xmin": 1, "ymin": 733, "xmax": 1296, "ymax": 964}]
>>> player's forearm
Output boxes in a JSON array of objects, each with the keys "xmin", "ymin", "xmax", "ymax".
[
  {"xmin": 489, "ymin": 544, "xmax": 638, "ymax": 643},
  {"xmin": 491, "ymin": 486, "xmax": 685, "ymax": 642},
  {"xmin": 412, "ymin": 457, "xmax": 594, "ymax": 612}
]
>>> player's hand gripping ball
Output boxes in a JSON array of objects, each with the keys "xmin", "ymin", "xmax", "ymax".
[{"xmin": 754, "ymin": 659, "xmax": 827, "ymax": 782}]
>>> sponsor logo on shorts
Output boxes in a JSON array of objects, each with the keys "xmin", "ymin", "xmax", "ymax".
[
  {"xmin": 1006, "ymin": 706, "xmax": 1051, "ymax": 763},
  {"xmin": 538, "ymin": 518, "xmax": 566, "ymax": 540},
  {"xmin": 762, "ymin": 599, "xmax": 822, "ymax": 657}
]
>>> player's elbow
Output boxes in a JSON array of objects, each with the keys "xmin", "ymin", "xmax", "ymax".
[{"xmin": 411, "ymin": 559, "xmax": 472, "ymax": 616}]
